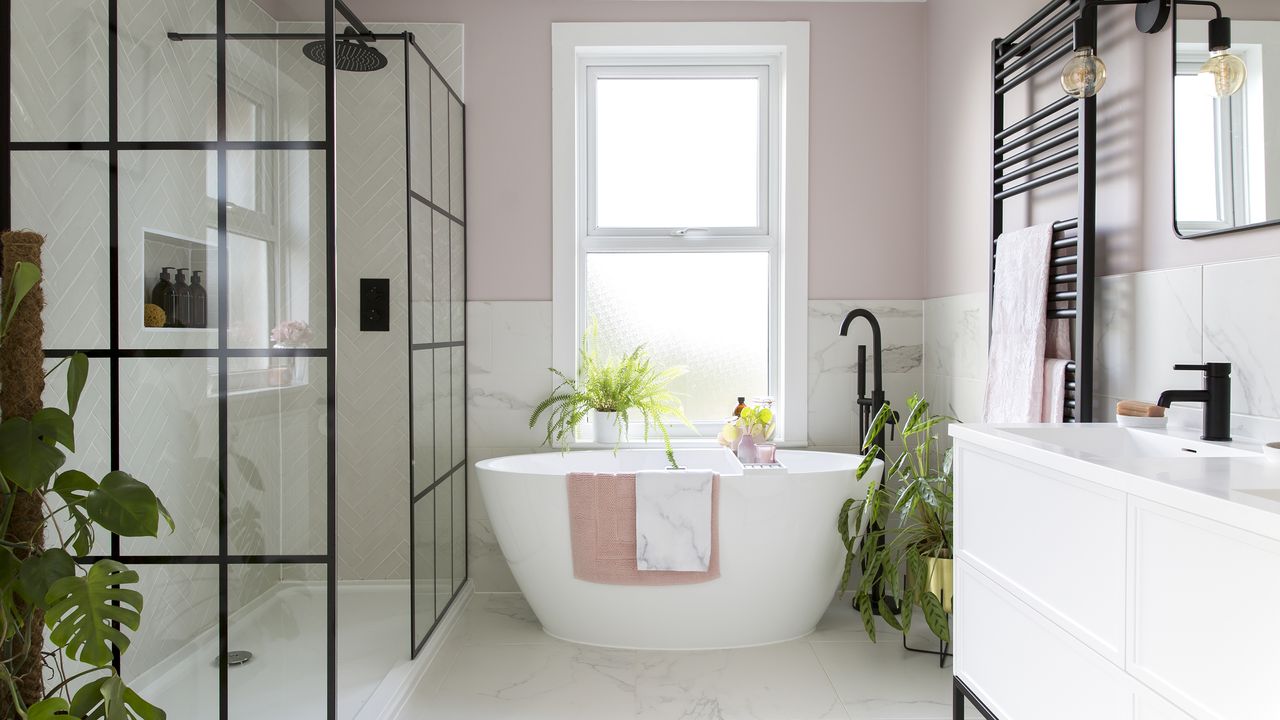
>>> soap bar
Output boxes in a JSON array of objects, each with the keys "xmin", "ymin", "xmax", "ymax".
[{"xmin": 1116, "ymin": 400, "xmax": 1166, "ymax": 418}]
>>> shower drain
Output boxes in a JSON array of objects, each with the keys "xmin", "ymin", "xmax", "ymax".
[{"xmin": 213, "ymin": 650, "xmax": 254, "ymax": 667}]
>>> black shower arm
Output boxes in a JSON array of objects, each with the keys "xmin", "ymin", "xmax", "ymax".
[{"xmin": 334, "ymin": 0, "xmax": 374, "ymax": 39}]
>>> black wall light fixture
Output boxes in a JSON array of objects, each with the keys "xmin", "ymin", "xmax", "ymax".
[{"xmin": 1059, "ymin": 0, "xmax": 1245, "ymax": 99}]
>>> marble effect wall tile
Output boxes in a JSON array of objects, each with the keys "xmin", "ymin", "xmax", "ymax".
[
  {"xmin": 923, "ymin": 292, "xmax": 987, "ymax": 381},
  {"xmin": 807, "ymin": 301, "xmax": 924, "ymax": 449},
  {"xmin": 1204, "ymin": 257, "xmax": 1280, "ymax": 418},
  {"xmin": 467, "ymin": 301, "xmax": 555, "ymax": 450},
  {"xmin": 1095, "ymin": 267, "xmax": 1203, "ymax": 406},
  {"xmin": 923, "ymin": 293, "xmax": 987, "ymax": 423}
]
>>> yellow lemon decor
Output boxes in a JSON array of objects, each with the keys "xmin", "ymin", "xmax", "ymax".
[{"xmin": 143, "ymin": 303, "xmax": 167, "ymax": 328}]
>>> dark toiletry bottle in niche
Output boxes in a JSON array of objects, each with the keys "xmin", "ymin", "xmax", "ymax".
[
  {"xmin": 190, "ymin": 271, "xmax": 207, "ymax": 329},
  {"xmin": 153, "ymin": 267, "xmax": 176, "ymax": 327},
  {"xmin": 733, "ymin": 397, "xmax": 746, "ymax": 418},
  {"xmin": 173, "ymin": 268, "xmax": 192, "ymax": 328}
]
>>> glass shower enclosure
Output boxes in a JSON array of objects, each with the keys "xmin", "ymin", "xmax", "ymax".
[{"xmin": 1, "ymin": 0, "xmax": 466, "ymax": 717}]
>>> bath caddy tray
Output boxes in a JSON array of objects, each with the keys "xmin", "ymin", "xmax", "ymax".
[{"xmin": 739, "ymin": 461, "xmax": 788, "ymax": 477}]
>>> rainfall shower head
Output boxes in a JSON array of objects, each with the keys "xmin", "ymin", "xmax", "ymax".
[{"xmin": 303, "ymin": 27, "xmax": 388, "ymax": 73}]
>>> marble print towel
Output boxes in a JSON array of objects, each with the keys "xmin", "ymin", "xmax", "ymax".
[
  {"xmin": 566, "ymin": 472, "xmax": 720, "ymax": 585},
  {"xmin": 635, "ymin": 470, "xmax": 715, "ymax": 572}
]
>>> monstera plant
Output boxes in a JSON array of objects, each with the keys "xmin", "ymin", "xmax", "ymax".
[{"xmin": 0, "ymin": 262, "xmax": 172, "ymax": 719}]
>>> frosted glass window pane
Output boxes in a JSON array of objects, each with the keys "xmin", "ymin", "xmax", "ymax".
[
  {"xmin": 1175, "ymin": 74, "xmax": 1224, "ymax": 223},
  {"xmin": 585, "ymin": 253, "xmax": 769, "ymax": 422},
  {"xmin": 594, "ymin": 77, "xmax": 760, "ymax": 229}
]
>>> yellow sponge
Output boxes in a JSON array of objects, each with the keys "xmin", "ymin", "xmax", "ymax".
[{"xmin": 143, "ymin": 304, "xmax": 167, "ymax": 328}]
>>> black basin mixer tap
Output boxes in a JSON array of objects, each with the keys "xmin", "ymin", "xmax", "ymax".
[{"xmin": 1157, "ymin": 363, "xmax": 1232, "ymax": 442}]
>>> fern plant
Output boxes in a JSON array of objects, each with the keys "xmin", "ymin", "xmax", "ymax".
[
  {"xmin": 529, "ymin": 324, "xmax": 690, "ymax": 468},
  {"xmin": 837, "ymin": 393, "xmax": 955, "ymax": 645}
]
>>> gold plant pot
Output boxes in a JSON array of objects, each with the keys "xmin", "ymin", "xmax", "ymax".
[{"xmin": 926, "ymin": 556, "xmax": 954, "ymax": 614}]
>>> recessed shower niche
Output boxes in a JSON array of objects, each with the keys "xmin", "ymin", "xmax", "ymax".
[{"xmin": 142, "ymin": 229, "xmax": 212, "ymax": 331}]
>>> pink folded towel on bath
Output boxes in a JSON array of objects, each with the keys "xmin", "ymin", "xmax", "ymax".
[{"xmin": 566, "ymin": 472, "xmax": 721, "ymax": 585}]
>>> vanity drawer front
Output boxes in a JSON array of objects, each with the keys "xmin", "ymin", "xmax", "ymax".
[
  {"xmin": 1129, "ymin": 499, "xmax": 1280, "ymax": 719},
  {"xmin": 956, "ymin": 560, "xmax": 1133, "ymax": 720},
  {"xmin": 956, "ymin": 445, "xmax": 1127, "ymax": 664}
]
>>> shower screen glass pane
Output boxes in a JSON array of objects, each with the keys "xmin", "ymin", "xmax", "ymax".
[
  {"xmin": 413, "ymin": 494, "xmax": 436, "ymax": 644},
  {"xmin": 433, "ymin": 212, "xmax": 451, "ymax": 343},
  {"xmin": 229, "ymin": 362, "xmax": 328, "ymax": 555},
  {"xmin": 412, "ymin": 202, "xmax": 434, "ymax": 345},
  {"xmin": 119, "ymin": 150, "xmax": 219, "ymax": 350},
  {"xmin": 10, "ymin": 151, "xmax": 112, "ymax": 349},
  {"xmin": 226, "ymin": 150, "xmax": 328, "ymax": 351},
  {"xmin": 118, "ymin": 0, "xmax": 216, "ymax": 141},
  {"xmin": 593, "ymin": 76, "xmax": 761, "ymax": 229},
  {"xmin": 434, "ymin": 347, "xmax": 452, "ymax": 480},
  {"xmin": 412, "ymin": 350, "xmax": 436, "ymax": 498},
  {"xmin": 121, "ymin": 565, "xmax": 219, "ymax": 715},
  {"xmin": 119, "ymin": 357, "xmax": 219, "ymax": 556},
  {"xmin": 410, "ymin": 57, "xmax": 434, "ymax": 200},
  {"xmin": 435, "ymin": 473, "xmax": 454, "ymax": 613},
  {"xmin": 431, "ymin": 73, "xmax": 450, "ymax": 208},
  {"xmin": 44, "ymin": 358, "xmax": 112, "ymax": 558},
  {"xmin": 10, "ymin": 0, "xmax": 108, "ymax": 141},
  {"xmin": 585, "ymin": 252, "xmax": 771, "ymax": 422},
  {"xmin": 227, "ymin": 565, "xmax": 328, "ymax": 719}
]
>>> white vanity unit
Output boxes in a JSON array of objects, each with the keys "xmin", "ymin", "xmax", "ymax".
[{"xmin": 950, "ymin": 423, "xmax": 1280, "ymax": 720}]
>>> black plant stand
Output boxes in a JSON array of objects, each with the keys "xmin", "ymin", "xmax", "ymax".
[{"xmin": 903, "ymin": 631, "xmax": 951, "ymax": 669}]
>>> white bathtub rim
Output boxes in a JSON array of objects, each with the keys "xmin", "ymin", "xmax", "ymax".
[{"xmin": 475, "ymin": 448, "xmax": 871, "ymax": 477}]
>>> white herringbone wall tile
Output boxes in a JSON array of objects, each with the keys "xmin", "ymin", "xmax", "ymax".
[{"xmin": 333, "ymin": 41, "xmax": 412, "ymax": 582}]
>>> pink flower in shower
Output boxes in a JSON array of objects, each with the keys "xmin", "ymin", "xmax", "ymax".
[{"xmin": 270, "ymin": 320, "xmax": 315, "ymax": 348}]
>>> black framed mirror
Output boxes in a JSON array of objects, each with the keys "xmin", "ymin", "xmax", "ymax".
[{"xmin": 1173, "ymin": 0, "xmax": 1280, "ymax": 238}]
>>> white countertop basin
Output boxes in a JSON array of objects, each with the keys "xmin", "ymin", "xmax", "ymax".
[
  {"xmin": 951, "ymin": 423, "xmax": 1280, "ymax": 540},
  {"xmin": 997, "ymin": 425, "xmax": 1259, "ymax": 459}
]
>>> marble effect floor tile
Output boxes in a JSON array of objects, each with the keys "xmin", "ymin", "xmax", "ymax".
[{"xmin": 401, "ymin": 594, "xmax": 967, "ymax": 720}]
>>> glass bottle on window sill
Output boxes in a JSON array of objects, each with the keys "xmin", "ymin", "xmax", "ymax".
[
  {"xmin": 737, "ymin": 432, "xmax": 758, "ymax": 464},
  {"xmin": 269, "ymin": 348, "xmax": 308, "ymax": 388}
]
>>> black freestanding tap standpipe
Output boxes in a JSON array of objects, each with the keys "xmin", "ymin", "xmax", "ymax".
[
  {"xmin": 840, "ymin": 308, "xmax": 893, "ymax": 455},
  {"xmin": 840, "ymin": 308, "xmax": 897, "ymax": 616}
]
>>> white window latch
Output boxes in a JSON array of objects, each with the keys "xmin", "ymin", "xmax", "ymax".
[{"xmin": 670, "ymin": 227, "xmax": 708, "ymax": 237}]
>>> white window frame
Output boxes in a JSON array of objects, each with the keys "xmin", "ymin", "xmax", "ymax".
[
  {"xmin": 552, "ymin": 22, "xmax": 809, "ymax": 447},
  {"xmin": 586, "ymin": 61, "xmax": 772, "ymax": 237}
]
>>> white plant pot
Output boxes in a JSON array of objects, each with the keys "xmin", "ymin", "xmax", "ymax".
[{"xmin": 593, "ymin": 411, "xmax": 621, "ymax": 444}]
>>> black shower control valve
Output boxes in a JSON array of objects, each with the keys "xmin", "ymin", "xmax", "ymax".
[{"xmin": 361, "ymin": 278, "xmax": 391, "ymax": 332}]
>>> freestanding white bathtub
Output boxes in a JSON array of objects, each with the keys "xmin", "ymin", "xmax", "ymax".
[{"xmin": 475, "ymin": 448, "xmax": 880, "ymax": 650}]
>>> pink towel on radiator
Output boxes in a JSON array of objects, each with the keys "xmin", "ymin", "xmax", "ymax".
[{"xmin": 566, "ymin": 472, "xmax": 721, "ymax": 585}]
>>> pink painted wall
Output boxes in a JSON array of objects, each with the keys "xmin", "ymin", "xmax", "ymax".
[
  {"xmin": 925, "ymin": 0, "xmax": 1280, "ymax": 299},
  {"xmin": 260, "ymin": 0, "xmax": 929, "ymax": 301}
]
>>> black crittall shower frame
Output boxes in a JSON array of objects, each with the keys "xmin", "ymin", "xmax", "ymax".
[{"xmin": 0, "ymin": 0, "xmax": 467, "ymax": 716}]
